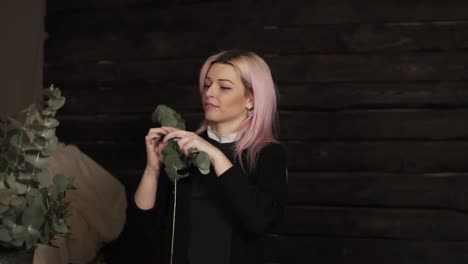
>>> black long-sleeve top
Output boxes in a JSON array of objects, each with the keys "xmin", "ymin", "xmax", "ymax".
[{"xmin": 130, "ymin": 131, "xmax": 288, "ymax": 264}]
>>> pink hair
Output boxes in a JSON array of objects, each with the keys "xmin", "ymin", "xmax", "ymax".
[{"xmin": 195, "ymin": 50, "xmax": 279, "ymax": 173}]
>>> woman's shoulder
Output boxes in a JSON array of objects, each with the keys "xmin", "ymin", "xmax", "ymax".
[{"xmin": 258, "ymin": 141, "xmax": 287, "ymax": 159}]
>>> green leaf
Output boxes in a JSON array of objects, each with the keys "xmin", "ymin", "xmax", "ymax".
[
  {"xmin": 21, "ymin": 191, "xmax": 46, "ymax": 229},
  {"xmin": 10, "ymin": 224, "xmax": 28, "ymax": 241},
  {"xmin": 165, "ymin": 154, "xmax": 185, "ymax": 170},
  {"xmin": 35, "ymin": 128, "xmax": 56, "ymax": 139},
  {"xmin": 25, "ymin": 226, "xmax": 40, "ymax": 250},
  {"xmin": 10, "ymin": 196, "xmax": 26, "ymax": 209},
  {"xmin": 39, "ymin": 222, "xmax": 50, "ymax": 244},
  {"xmin": 52, "ymin": 86, "xmax": 62, "ymax": 98},
  {"xmin": 36, "ymin": 169, "xmax": 49, "ymax": 186},
  {"xmin": 47, "ymin": 97, "xmax": 66, "ymax": 111},
  {"xmin": 5, "ymin": 173, "xmax": 16, "ymax": 189},
  {"xmin": 25, "ymin": 153, "xmax": 48, "ymax": 168},
  {"xmin": 52, "ymin": 174, "xmax": 71, "ymax": 194},
  {"xmin": 198, "ymin": 168, "xmax": 210, "ymax": 175},
  {"xmin": 14, "ymin": 181, "xmax": 28, "ymax": 195},
  {"xmin": 195, "ymin": 151, "xmax": 210, "ymax": 171},
  {"xmin": 49, "ymin": 185, "xmax": 58, "ymax": 201},
  {"xmin": 0, "ymin": 228, "xmax": 12, "ymax": 242},
  {"xmin": 151, "ymin": 105, "xmax": 185, "ymax": 129},
  {"xmin": 0, "ymin": 205, "xmax": 9, "ymax": 214},
  {"xmin": 43, "ymin": 85, "xmax": 54, "ymax": 97},
  {"xmin": 52, "ymin": 218, "xmax": 68, "ymax": 233},
  {"xmin": 7, "ymin": 117, "xmax": 25, "ymax": 131},
  {"xmin": 33, "ymin": 135, "xmax": 48, "ymax": 150},
  {"xmin": 41, "ymin": 108, "xmax": 55, "ymax": 117},
  {"xmin": 9, "ymin": 133, "xmax": 31, "ymax": 151},
  {"xmin": 3, "ymin": 217, "xmax": 15, "ymax": 229},
  {"xmin": 18, "ymin": 172, "xmax": 34, "ymax": 181},
  {"xmin": 0, "ymin": 189, "xmax": 17, "ymax": 205},
  {"xmin": 0, "ymin": 170, "xmax": 6, "ymax": 181},
  {"xmin": 43, "ymin": 118, "xmax": 59, "ymax": 128},
  {"xmin": 42, "ymin": 135, "xmax": 58, "ymax": 156},
  {"xmin": 0, "ymin": 160, "xmax": 7, "ymax": 173},
  {"xmin": 17, "ymin": 141, "xmax": 40, "ymax": 152},
  {"xmin": 164, "ymin": 166, "xmax": 178, "ymax": 183},
  {"xmin": 161, "ymin": 140, "xmax": 177, "ymax": 156}
]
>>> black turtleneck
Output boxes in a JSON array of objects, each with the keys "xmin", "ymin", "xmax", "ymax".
[{"xmin": 130, "ymin": 131, "xmax": 288, "ymax": 264}]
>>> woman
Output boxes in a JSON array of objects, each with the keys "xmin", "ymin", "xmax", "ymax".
[{"xmin": 133, "ymin": 50, "xmax": 288, "ymax": 264}]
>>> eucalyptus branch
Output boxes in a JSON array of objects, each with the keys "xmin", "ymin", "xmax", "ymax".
[{"xmin": 0, "ymin": 85, "xmax": 73, "ymax": 250}]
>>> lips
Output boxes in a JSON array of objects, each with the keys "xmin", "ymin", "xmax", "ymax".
[
  {"xmin": 205, "ymin": 103, "xmax": 218, "ymax": 107},
  {"xmin": 205, "ymin": 103, "xmax": 218, "ymax": 110}
]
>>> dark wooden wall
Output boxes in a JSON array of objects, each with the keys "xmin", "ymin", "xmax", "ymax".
[{"xmin": 44, "ymin": 0, "xmax": 468, "ymax": 263}]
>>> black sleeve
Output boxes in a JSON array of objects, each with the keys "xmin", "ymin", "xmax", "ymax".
[
  {"xmin": 216, "ymin": 143, "xmax": 288, "ymax": 236},
  {"xmin": 126, "ymin": 169, "xmax": 171, "ymax": 238}
]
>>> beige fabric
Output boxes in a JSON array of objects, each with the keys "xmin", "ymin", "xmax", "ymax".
[{"xmin": 33, "ymin": 143, "xmax": 127, "ymax": 264}]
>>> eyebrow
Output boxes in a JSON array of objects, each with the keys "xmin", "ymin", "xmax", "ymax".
[
  {"xmin": 205, "ymin": 77, "xmax": 234, "ymax": 85},
  {"xmin": 218, "ymin": 79, "xmax": 234, "ymax": 84}
]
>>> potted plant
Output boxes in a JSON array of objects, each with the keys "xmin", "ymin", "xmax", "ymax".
[{"xmin": 0, "ymin": 85, "xmax": 74, "ymax": 263}]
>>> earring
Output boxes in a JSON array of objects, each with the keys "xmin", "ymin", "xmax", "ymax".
[{"xmin": 246, "ymin": 107, "xmax": 253, "ymax": 117}]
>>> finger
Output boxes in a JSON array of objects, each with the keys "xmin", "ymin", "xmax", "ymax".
[
  {"xmin": 147, "ymin": 128, "xmax": 169, "ymax": 136},
  {"xmin": 145, "ymin": 132, "xmax": 163, "ymax": 143},
  {"xmin": 162, "ymin": 130, "xmax": 188, "ymax": 143},
  {"xmin": 157, "ymin": 143, "xmax": 165, "ymax": 161},
  {"xmin": 161, "ymin": 126, "xmax": 181, "ymax": 133},
  {"xmin": 181, "ymin": 141, "xmax": 197, "ymax": 156},
  {"xmin": 177, "ymin": 134, "xmax": 196, "ymax": 151}
]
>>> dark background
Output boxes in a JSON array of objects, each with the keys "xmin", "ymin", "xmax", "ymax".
[{"xmin": 44, "ymin": 0, "xmax": 468, "ymax": 263}]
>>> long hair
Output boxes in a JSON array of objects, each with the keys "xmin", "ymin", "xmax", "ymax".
[{"xmin": 195, "ymin": 50, "xmax": 279, "ymax": 173}]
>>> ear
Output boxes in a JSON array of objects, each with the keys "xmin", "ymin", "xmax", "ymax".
[{"xmin": 246, "ymin": 95, "xmax": 254, "ymax": 109}]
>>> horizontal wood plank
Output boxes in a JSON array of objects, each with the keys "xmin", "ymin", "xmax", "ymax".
[
  {"xmin": 44, "ymin": 52, "xmax": 468, "ymax": 85},
  {"xmin": 46, "ymin": 1, "xmax": 468, "ymax": 33},
  {"xmin": 287, "ymin": 172, "xmax": 468, "ymax": 210},
  {"xmin": 50, "ymin": 81, "xmax": 468, "ymax": 110},
  {"xmin": 264, "ymin": 235, "xmax": 468, "ymax": 263},
  {"xmin": 277, "ymin": 206, "xmax": 468, "ymax": 240},
  {"xmin": 56, "ymin": 110, "xmax": 468, "ymax": 141},
  {"xmin": 67, "ymin": 141, "xmax": 468, "ymax": 173},
  {"xmin": 45, "ymin": 22, "xmax": 468, "ymax": 63}
]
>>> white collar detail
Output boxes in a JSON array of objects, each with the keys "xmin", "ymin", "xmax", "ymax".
[{"xmin": 207, "ymin": 125, "xmax": 241, "ymax": 143}]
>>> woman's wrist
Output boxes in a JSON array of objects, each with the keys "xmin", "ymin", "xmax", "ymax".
[
  {"xmin": 145, "ymin": 165, "xmax": 160, "ymax": 178},
  {"xmin": 210, "ymin": 148, "xmax": 233, "ymax": 177}
]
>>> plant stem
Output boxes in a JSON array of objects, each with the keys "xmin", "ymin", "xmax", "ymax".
[
  {"xmin": 170, "ymin": 179, "xmax": 177, "ymax": 264},
  {"xmin": 32, "ymin": 152, "xmax": 39, "ymax": 177}
]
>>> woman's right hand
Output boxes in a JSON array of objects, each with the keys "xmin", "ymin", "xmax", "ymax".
[{"xmin": 145, "ymin": 127, "xmax": 169, "ymax": 174}]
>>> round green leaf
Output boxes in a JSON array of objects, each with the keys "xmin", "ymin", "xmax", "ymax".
[
  {"xmin": 44, "ymin": 118, "xmax": 59, "ymax": 128},
  {"xmin": 21, "ymin": 192, "xmax": 46, "ymax": 229},
  {"xmin": 52, "ymin": 174, "xmax": 71, "ymax": 194},
  {"xmin": 25, "ymin": 153, "xmax": 48, "ymax": 169},
  {"xmin": 0, "ymin": 228, "xmax": 12, "ymax": 242},
  {"xmin": 47, "ymin": 97, "xmax": 66, "ymax": 111},
  {"xmin": 42, "ymin": 135, "xmax": 58, "ymax": 156}
]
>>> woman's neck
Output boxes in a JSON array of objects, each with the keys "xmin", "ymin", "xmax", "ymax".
[{"xmin": 209, "ymin": 122, "xmax": 241, "ymax": 136}]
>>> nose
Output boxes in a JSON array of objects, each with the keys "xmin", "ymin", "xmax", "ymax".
[{"xmin": 205, "ymin": 83, "xmax": 215, "ymax": 97}]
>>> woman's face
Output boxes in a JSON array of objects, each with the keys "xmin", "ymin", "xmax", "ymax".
[{"xmin": 202, "ymin": 62, "xmax": 253, "ymax": 128}]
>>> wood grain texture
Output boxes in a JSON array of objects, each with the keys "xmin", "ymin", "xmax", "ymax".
[{"xmin": 45, "ymin": 0, "xmax": 468, "ymax": 262}]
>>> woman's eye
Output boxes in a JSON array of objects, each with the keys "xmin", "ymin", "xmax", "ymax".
[
  {"xmin": 203, "ymin": 84, "xmax": 210, "ymax": 89},
  {"xmin": 221, "ymin": 86, "xmax": 231, "ymax": 90}
]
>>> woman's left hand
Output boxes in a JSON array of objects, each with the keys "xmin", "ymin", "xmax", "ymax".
[
  {"xmin": 161, "ymin": 126, "xmax": 217, "ymax": 160},
  {"xmin": 161, "ymin": 126, "xmax": 234, "ymax": 176}
]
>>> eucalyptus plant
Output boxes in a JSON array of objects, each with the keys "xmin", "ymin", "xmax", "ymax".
[
  {"xmin": 151, "ymin": 105, "xmax": 211, "ymax": 182},
  {"xmin": 0, "ymin": 85, "xmax": 74, "ymax": 251},
  {"xmin": 151, "ymin": 104, "xmax": 211, "ymax": 264}
]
